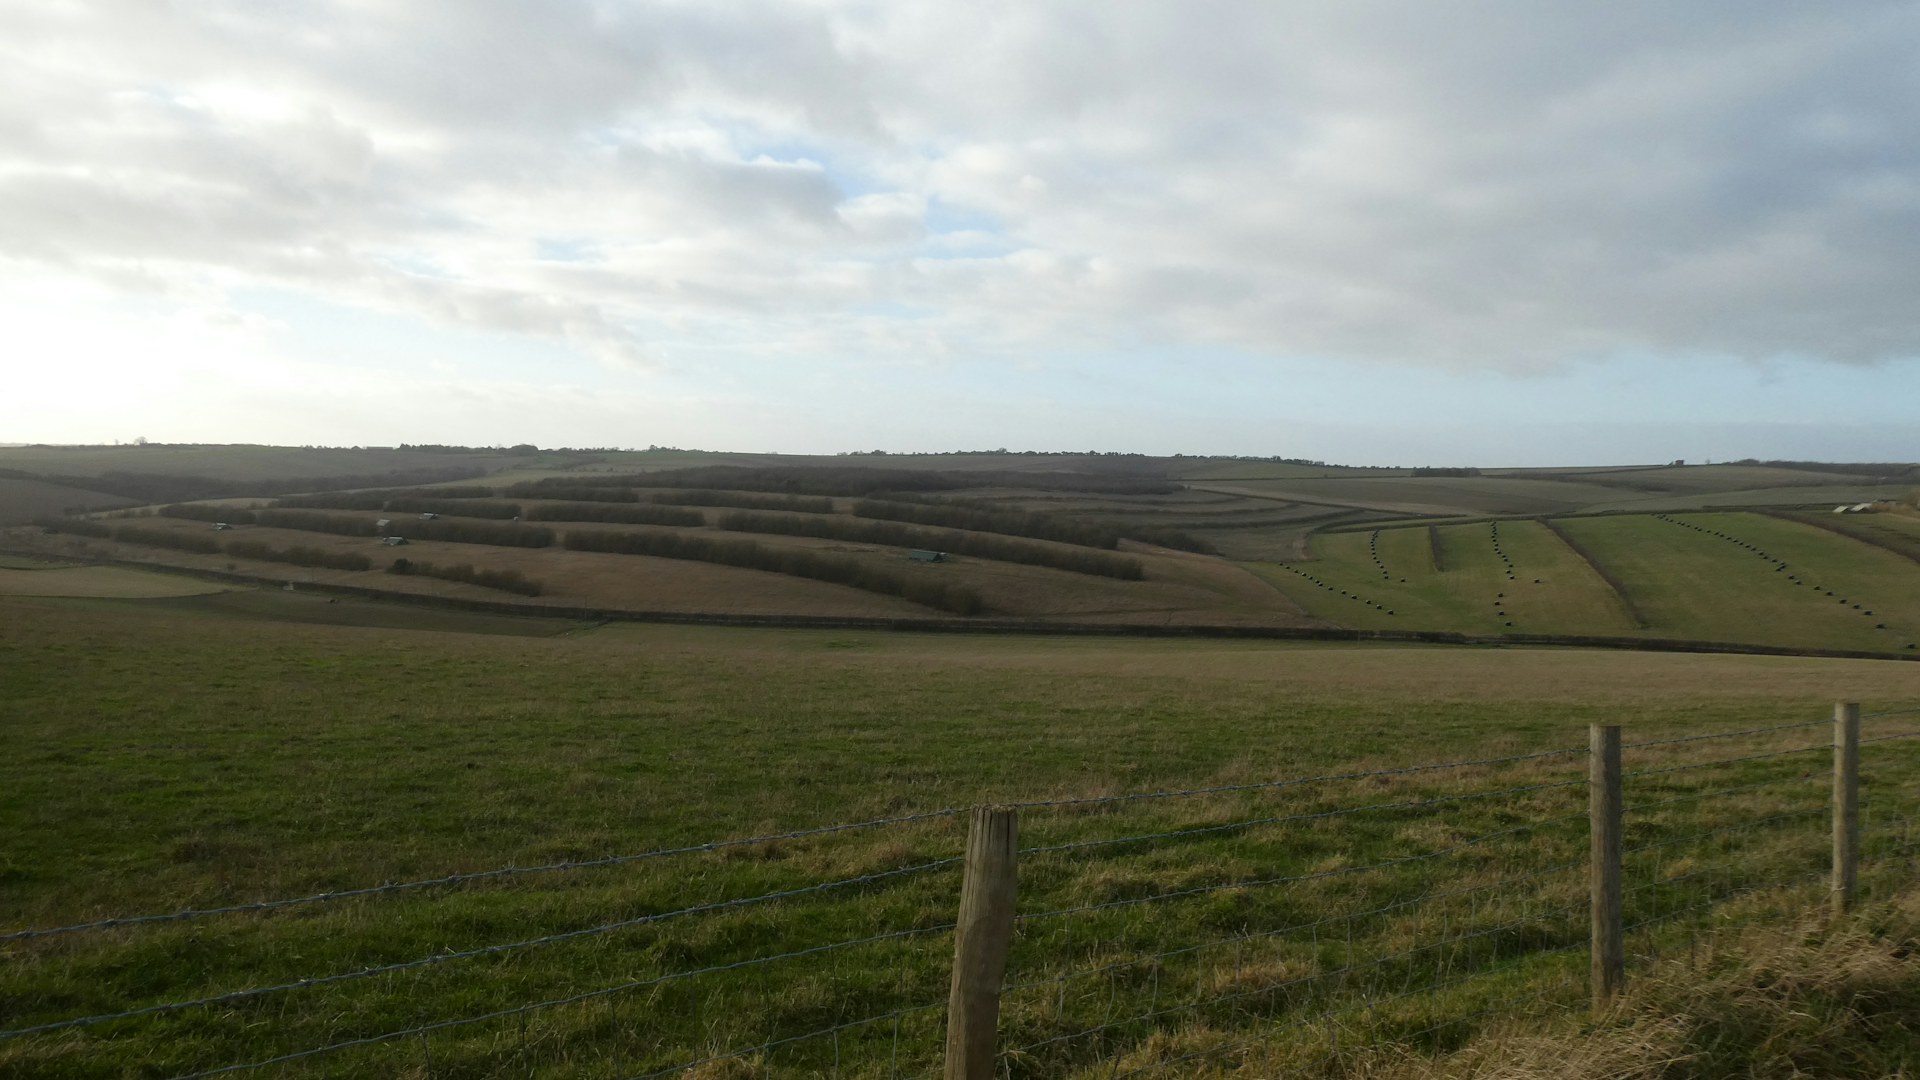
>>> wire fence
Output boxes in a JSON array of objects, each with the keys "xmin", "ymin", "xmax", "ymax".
[{"xmin": 2, "ymin": 705, "xmax": 1915, "ymax": 1078}]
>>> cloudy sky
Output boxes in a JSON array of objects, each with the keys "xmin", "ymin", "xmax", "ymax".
[{"xmin": 4, "ymin": 1, "xmax": 1918, "ymax": 465}]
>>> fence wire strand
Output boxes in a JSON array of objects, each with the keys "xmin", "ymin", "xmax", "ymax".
[
  {"xmin": 0, "ymin": 808, "xmax": 965, "ymax": 944},
  {"xmin": 1, "ymin": 857, "xmax": 959, "ymax": 1041}
]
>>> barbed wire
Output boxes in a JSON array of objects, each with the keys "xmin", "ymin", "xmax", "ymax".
[
  {"xmin": 0, "ymin": 807, "xmax": 965, "ymax": 944},
  {"xmin": 169, "ymin": 922, "xmax": 955, "ymax": 1078},
  {"xmin": 1863, "ymin": 730, "xmax": 1920, "ymax": 745},
  {"xmin": 1623, "ymin": 742, "xmax": 1827, "ymax": 779},
  {"xmin": 1005, "ymin": 745, "xmax": 1585, "ymax": 813},
  {"xmin": 1628, "ymin": 771, "xmax": 1823, "ymax": 813},
  {"xmin": 1018, "ymin": 812, "xmax": 1585, "ymax": 924},
  {"xmin": 1019, "ymin": 778, "xmax": 1584, "ymax": 858},
  {"xmin": 2, "ymin": 857, "xmax": 959, "ymax": 1041},
  {"xmin": 1621, "ymin": 807, "xmax": 1827, "ymax": 861},
  {"xmin": 1864, "ymin": 706, "xmax": 1920, "ymax": 719},
  {"xmin": 1621, "ymin": 865, "xmax": 1829, "ymax": 935},
  {"xmin": 1623, "ymin": 718, "xmax": 1828, "ymax": 749}
]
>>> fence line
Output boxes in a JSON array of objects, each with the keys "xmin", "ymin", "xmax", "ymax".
[{"xmin": 5, "ymin": 702, "xmax": 1915, "ymax": 1078}]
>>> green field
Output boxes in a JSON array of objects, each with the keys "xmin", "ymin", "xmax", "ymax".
[{"xmin": 5, "ymin": 592, "xmax": 1920, "ymax": 1077}]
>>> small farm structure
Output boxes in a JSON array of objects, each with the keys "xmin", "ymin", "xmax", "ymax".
[
  {"xmin": 211, "ymin": 522, "xmax": 232, "ymax": 531},
  {"xmin": 382, "ymin": 536, "xmax": 409, "ymax": 546},
  {"xmin": 375, "ymin": 518, "xmax": 393, "ymax": 532},
  {"xmin": 908, "ymin": 549, "xmax": 947, "ymax": 563},
  {"xmin": 418, "ymin": 512, "xmax": 439, "ymax": 520}
]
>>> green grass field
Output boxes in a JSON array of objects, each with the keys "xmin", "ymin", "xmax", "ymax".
[{"xmin": 5, "ymin": 593, "xmax": 1920, "ymax": 1077}]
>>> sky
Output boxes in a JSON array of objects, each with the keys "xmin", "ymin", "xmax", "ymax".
[{"xmin": 3, "ymin": 1, "xmax": 1918, "ymax": 466}]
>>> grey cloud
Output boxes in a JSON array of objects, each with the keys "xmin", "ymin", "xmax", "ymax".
[{"xmin": 5, "ymin": 1, "xmax": 1919, "ymax": 371}]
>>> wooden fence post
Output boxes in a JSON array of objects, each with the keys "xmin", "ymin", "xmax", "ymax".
[
  {"xmin": 1833, "ymin": 702, "xmax": 1861, "ymax": 917},
  {"xmin": 1590, "ymin": 724, "xmax": 1623, "ymax": 1011},
  {"xmin": 945, "ymin": 806, "xmax": 1018, "ymax": 1080}
]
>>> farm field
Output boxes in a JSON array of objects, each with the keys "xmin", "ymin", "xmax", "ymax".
[
  {"xmin": 0, "ymin": 562, "xmax": 230, "ymax": 598},
  {"xmin": 4, "ymin": 593, "xmax": 1920, "ymax": 1076},
  {"xmin": 1552, "ymin": 512, "xmax": 1920, "ymax": 653},
  {"xmin": 1250, "ymin": 520, "xmax": 1637, "ymax": 636},
  {"xmin": 0, "ymin": 477, "xmax": 136, "ymax": 525}
]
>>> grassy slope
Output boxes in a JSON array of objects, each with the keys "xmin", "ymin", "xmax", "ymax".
[
  {"xmin": 5, "ymin": 596, "xmax": 1920, "ymax": 1077},
  {"xmin": 1555, "ymin": 513, "xmax": 1920, "ymax": 652},
  {"xmin": 0, "ymin": 477, "xmax": 136, "ymax": 525},
  {"xmin": 1248, "ymin": 521, "xmax": 1640, "ymax": 637}
]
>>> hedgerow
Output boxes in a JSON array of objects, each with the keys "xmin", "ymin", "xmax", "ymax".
[
  {"xmin": 715, "ymin": 511, "xmax": 1145, "ymax": 580},
  {"xmin": 386, "ymin": 558, "xmax": 543, "ymax": 596},
  {"xmin": 224, "ymin": 540, "xmax": 372, "ymax": 572},
  {"xmin": 521, "ymin": 502, "xmax": 706, "ymax": 527},
  {"xmin": 651, "ymin": 490, "xmax": 836, "ymax": 514},
  {"xmin": 562, "ymin": 529, "xmax": 985, "ymax": 614}
]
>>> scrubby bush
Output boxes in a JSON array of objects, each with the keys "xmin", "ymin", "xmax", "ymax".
[
  {"xmin": 652, "ymin": 490, "xmax": 835, "ymax": 514},
  {"xmin": 160, "ymin": 504, "xmax": 257, "ymax": 525},
  {"xmin": 521, "ymin": 502, "xmax": 705, "ymax": 526},
  {"xmin": 386, "ymin": 558, "xmax": 543, "ymax": 596},
  {"xmin": 253, "ymin": 509, "xmax": 552, "ymax": 548},
  {"xmin": 853, "ymin": 498, "xmax": 1120, "ymax": 548},
  {"xmin": 381, "ymin": 498, "xmax": 522, "ymax": 519},
  {"xmin": 715, "ymin": 512, "xmax": 1145, "ymax": 580},
  {"xmin": 223, "ymin": 539, "xmax": 371, "ymax": 571},
  {"xmin": 502, "ymin": 484, "xmax": 640, "ymax": 503},
  {"xmin": 563, "ymin": 529, "xmax": 984, "ymax": 614}
]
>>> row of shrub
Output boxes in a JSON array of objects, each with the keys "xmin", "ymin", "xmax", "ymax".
[
  {"xmin": 520, "ymin": 502, "xmax": 705, "ymax": 527},
  {"xmin": 37, "ymin": 518, "xmax": 373, "ymax": 571},
  {"xmin": 510, "ymin": 465, "xmax": 1179, "ymax": 497},
  {"xmin": 387, "ymin": 558, "xmax": 543, "ymax": 596},
  {"xmin": 252, "ymin": 509, "xmax": 555, "ymax": 548},
  {"xmin": 852, "ymin": 498, "xmax": 1122, "ymax": 549},
  {"xmin": 653, "ymin": 489, "xmax": 836, "ymax": 514},
  {"xmin": 502, "ymin": 484, "xmax": 639, "ymax": 503},
  {"xmin": 714, "ymin": 511, "xmax": 1145, "ymax": 580},
  {"xmin": 380, "ymin": 497, "xmax": 523, "ymax": 519},
  {"xmin": 224, "ymin": 540, "xmax": 373, "ymax": 572},
  {"xmin": 562, "ymin": 530, "xmax": 985, "ymax": 614},
  {"xmin": 277, "ymin": 488, "xmax": 502, "ymax": 512},
  {"xmin": 160, "ymin": 504, "xmax": 257, "ymax": 524}
]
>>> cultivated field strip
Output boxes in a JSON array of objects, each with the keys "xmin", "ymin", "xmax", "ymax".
[{"xmin": 5, "ymin": 710, "xmax": 1917, "ymax": 1078}]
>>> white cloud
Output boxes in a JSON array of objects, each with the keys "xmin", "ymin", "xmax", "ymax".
[{"xmin": 3, "ymin": 0, "xmax": 1918, "ymax": 395}]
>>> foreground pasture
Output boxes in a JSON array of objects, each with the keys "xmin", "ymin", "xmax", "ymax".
[{"xmin": 4, "ymin": 592, "xmax": 1919, "ymax": 1076}]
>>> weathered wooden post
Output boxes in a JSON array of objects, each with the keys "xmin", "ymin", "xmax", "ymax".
[
  {"xmin": 945, "ymin": 806, "xmax": 1018, "ymax": 1080},
  {"xmin": 1833, "ymin": 702, "xmax": 1861, "ymax": 917},
  {"xmin": 1590, "ymin": 724, "xmax": 1623, "ymax": 1011}
]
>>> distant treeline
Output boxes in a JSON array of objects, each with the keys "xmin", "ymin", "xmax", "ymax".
[
  {"xmin": 520, "ymin": 502, "xmax": 705, "ymax": 527},
  {"xmin": 715, "ymin": 511, "xmax": 1144, "ymax": 580},
  {"xmin": 253, "ymin": 509, "xmax": 555, "ymax": 548},
  {"xmin": 511, "ymin": 466, "xmax": 1180, "ymax": 497},
  {"xmin": 562, "ymin": 529, "xmax": 985, "ymax": 614},
  {"xmin": 1408, "ymin": 467, "xmax": 1482, "ymax": 477},
  {"xmin": 851, "ymin": 498, "xmax": 1121, "ymax": 549},
  {"xmin": 1733, "ymin": 460, "xmax": 1920, "ymax": 479},
  {"xmin": 8, "ymin": 466, "xmax": 490, "ymax": 505},
  {"xmin": 652, "ymin": 490, "xmax": 836, "ymax": 514},
  {"xmin": 387, "ymin": 557, "xmax": 543, "ymax": 596},
  {"xmin": 37, "ymin": 518, "xmax": 371, "ymax": 571}
]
